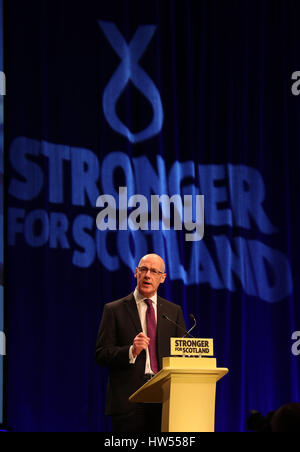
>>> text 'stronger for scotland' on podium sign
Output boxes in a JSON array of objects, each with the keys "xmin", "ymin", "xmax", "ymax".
[{"xmin": 170, "ymin": 337, "xmax": 214, "ymax": 356}]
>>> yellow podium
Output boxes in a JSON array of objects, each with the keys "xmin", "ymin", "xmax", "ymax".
[{"xmin": 129, "ymin": 357, "xmax": 228, "ymax": 432}]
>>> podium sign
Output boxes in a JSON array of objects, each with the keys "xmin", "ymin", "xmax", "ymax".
[{"xmin": 170, "ymin": 337, "xmax": 214, "ymax": 356}]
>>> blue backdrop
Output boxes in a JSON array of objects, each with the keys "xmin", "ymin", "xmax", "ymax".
[{"xmin": 5, "ymin": 0, "xmax": 300, "ymax": 431}]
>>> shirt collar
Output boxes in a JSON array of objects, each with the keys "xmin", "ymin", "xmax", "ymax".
[{"xmin": 134, "ymin": 288, "xmax": 157, "ymax": 305}]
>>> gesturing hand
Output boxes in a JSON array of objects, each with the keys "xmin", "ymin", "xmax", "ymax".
[{"xmin": 132, "ymin": 332, "xmax": 150, "ymax": 358}]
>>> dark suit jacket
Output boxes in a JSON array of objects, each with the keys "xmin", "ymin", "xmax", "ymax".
[{"xmin": 95, "ymin": 293, "xmax": 186, "ymax": 416}]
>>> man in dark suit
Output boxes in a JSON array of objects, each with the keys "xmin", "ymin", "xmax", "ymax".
[{"xmin": 95, "ymin": 253, "xmax": 186, "ymax": 432}]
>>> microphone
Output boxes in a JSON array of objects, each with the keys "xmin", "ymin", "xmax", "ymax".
[
  {"xmin": 183, "ymin": 314, "xmax": 197, "ymax": 338},
  {"xmin": 163, "ymin": 313, "xmax": 197, "ymax": 338}
]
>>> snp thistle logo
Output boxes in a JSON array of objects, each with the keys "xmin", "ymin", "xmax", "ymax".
[{"xmin": 98, "ymin": 20, "xmax": 164, "ymax": 143}]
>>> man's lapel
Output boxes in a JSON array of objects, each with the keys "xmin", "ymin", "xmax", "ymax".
[
  {"xmin": 156, "ymin": 296, "xmax": 166, "ymax": 365},
  {"xmin": 156, "ymin": 296, "xmax": 164, "ymax": 333},
  {"xmin": 124, "ymin": 293, "xmax": 143, "ymax": 334}
]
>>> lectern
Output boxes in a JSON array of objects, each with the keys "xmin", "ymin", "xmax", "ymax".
[{"xmin": 129, "ymin": 356, "xmax": 228, "ymax": 432}]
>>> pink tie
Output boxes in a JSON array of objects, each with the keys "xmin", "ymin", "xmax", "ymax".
[{"xmin": 145, "ymin": 299, "xmax": 159, "ymax": 374}]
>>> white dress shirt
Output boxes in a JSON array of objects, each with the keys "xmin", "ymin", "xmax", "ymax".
[{"xmin": 129, "ymin": 288, "xmax": 158, "ymax": 374}]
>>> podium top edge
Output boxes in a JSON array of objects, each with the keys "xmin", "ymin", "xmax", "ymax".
[
  {"xmin": 129, "ymin": 367, "xmax": 229, "ymax": 402},
  {"xmin": 162, "ymin": 367, "xmax": 229, "ymax": 375}
]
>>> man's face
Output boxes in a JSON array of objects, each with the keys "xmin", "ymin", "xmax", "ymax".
[{"xmin": 134, "ymin": 255, "xmax": 166, "ymax": 298}]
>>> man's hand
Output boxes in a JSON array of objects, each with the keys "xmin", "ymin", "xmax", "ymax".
[{"xmin": 132, "ymin": 332, "xmax": 150, "ymax": 358}]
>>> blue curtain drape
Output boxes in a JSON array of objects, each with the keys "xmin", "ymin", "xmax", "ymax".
[{"xmin": 4, "ymin": 0, "xmax": 300, "ymax": 431}]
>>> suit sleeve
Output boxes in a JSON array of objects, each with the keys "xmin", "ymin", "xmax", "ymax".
[{"xmin": 95, "ymin": 304, "xmax": 132, "ymax": 369}]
